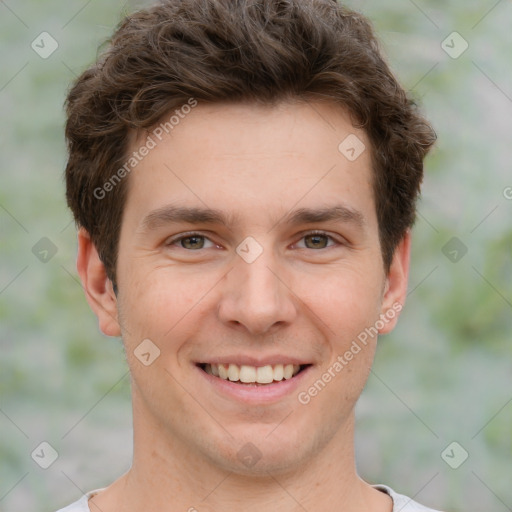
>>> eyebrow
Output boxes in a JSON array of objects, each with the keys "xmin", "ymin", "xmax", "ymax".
[
  {"xmin": 139, "ymin": 203, "xmax": 365, "ymax": 234},
  {"xmin": 282, "ymin": 205, "xmax": 365, "ymax": 230}
]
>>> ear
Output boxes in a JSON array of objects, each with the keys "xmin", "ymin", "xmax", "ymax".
[
  {"xmin": 378, "ymin": 230, "xmax": 411, "ymax": 335},
  {"xmin": 76, "ymin": 227, "xmax": 121, "ymax": 337}
]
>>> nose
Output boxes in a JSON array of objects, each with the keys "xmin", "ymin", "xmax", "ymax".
[{"xmin": 217, "ymin": 246, "xmax": 297, "ymax": 336}]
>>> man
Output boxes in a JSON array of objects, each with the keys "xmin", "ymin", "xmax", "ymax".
[{"xmin": 58, "ymin": 0, "xmax": 439, "ymax": 510}]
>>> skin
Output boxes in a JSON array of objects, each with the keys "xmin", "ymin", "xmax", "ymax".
[{"xmin": 78, "ymin": 100, "xmax": 410, "ymax": 512}]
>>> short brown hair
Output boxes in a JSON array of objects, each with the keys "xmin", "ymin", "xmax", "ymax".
[{"xmin": 65, "ymin": 0, "xmax": 436, "ymax": 287}]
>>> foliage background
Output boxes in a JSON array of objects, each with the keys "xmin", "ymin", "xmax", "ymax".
[{"xmin": 1, "ymin": 0, "xmax": 511, "ymax": 510}]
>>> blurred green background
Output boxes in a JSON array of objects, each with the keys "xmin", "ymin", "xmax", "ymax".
[{"xmin": 1, "ymin": 1, "xmax": 511, "ymax": 510}]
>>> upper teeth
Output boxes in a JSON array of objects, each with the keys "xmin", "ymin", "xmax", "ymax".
[{"xmin": 204, "ymin": 363, "xmax": 301, "ymax": 383}]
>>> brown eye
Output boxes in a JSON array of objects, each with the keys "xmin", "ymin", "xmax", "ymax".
[
  {"xmin": 302, "ymin": 233, "xmax": 332, "ymax": 249},
  {"xmin": 180, "ymin": 235, "xmax": 206, "ymax": 250},
  {"xmin": 166, "ymin": 233, "xmax": 215, "ymax": 250}
]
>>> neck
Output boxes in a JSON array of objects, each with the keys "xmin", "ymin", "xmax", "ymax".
[{"xmin": 90, "ymin": 399, "xmax": 391, "ymax": 512}]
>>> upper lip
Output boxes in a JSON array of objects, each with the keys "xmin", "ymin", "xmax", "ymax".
[{"xmin": 197, "ymin": 355, "xmax": 312, "ymax": 367}]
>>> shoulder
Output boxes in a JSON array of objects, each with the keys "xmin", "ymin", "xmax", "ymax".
[
  {"xmin": 374, "ymin": 484, "xmax": 444, "ymax": 512},
  {"xmin": 54, "ymin": 488, "xmax": 106, "ymax": 512}
]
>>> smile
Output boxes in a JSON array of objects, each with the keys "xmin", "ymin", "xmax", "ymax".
[{"xmin": 199, "ymin": 363, "xmax": 307, "ymax": 385}]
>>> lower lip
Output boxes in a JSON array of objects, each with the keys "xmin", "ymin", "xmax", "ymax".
[{"xmin": 195, "ymin": 365, "xmax": 312, "ymax": 404}]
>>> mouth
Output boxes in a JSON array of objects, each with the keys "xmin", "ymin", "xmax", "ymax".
[{"xmin": 197, "ymin": 363, "xmax": 311, "ymax": 386}]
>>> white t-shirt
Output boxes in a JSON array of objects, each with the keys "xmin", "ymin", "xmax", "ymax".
[{"xmin": 55, "ymin": 484, "xmax": 442, "ymax": 511}]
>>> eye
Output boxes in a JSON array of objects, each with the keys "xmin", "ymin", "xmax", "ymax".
[
  {"xmin": 165, "ymin": 230, "xmax": 342, "ymax": 252},
  {"xmin": 165, "ymin": 232, "xmax": 216, "ymax": 250},
  {"xmin": 295, "ymin": 231, "xmax": 339, "ymax": 250}
]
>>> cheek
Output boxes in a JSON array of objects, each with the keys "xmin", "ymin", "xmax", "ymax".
[
  {"xmin": 116, "ymin": 271, "xmax": 202, "ymax": 401},
  {"xmin": 119, "ymin": 264, "xmax": 204, "ymax": 330},
  {"xmin": 300, "ymin": 265, "xmax": 384, "ymax": 337},
  {"xmin": 116, "ymin": 264, "xmax": 223, "ymax": 377},
  {"xmin": 297, "ymin": 266, "xmax": 383, "ymax": 390}
]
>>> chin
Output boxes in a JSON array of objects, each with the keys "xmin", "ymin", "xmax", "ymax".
[{"xmin": 201, "ymin": 422, "xmax": 324, "ymax": 477}]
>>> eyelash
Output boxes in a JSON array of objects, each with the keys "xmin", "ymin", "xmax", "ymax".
[{"xmin": 165, "ymin": 230, "xmax": 342, "ymax": 250}]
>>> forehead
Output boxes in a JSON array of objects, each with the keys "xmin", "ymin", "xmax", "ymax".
[{"xmin": 123, "ymin": 100, "xmax": 376, "ymax": 232}]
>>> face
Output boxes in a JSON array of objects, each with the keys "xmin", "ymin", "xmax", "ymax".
[{"xmin": 80, "ymin": 100, "xmax": 409, "ymax": 476}]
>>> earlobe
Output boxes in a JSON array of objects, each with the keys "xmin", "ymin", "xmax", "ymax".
[
  {"xmin": 378, "ymin": 231, "xmax": 411, "ymax": 335},
  {"xmin": 76, "ymin": 228, "xmax": 121, "ymax": 337}
]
